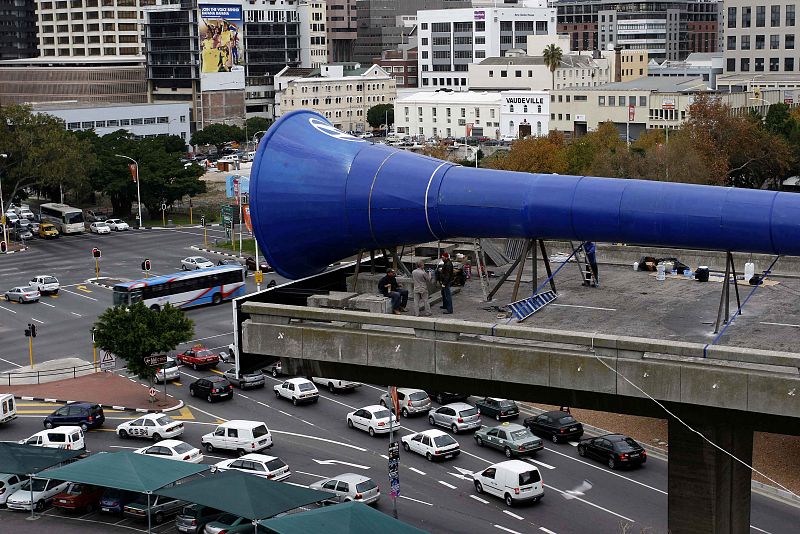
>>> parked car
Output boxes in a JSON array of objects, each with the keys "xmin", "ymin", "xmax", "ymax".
[
  {"xmin": 245, "ymin": 256, "xmax": 272, "ymax": 272},
  {"xmin": 204, "ymin": 513, "xmax": 249, "ymax": 534},
  {"xmin": 29, "ymin": 275, "xmax": 59, "ymax": 295},
  {"xmin": 217, "ymin": 258, "xmax": 243, "ymax": 268},
  {"xmin": 155, "ymin": 357, "xmax": 180, "ymax": 383},
  {"xmin": 38, "ymin": 222, "xmax": 59, "ymax": 239},
  {"xmin": 213, "ymin": 453, "xmax": 290, "ymax": 481},
  {"xmin": 105, "ymin": 218, "xmax": 130, "ymax": 231},
  {"xmin": 262, "ymin": 359, "xmax": 282, "ymax": 377},
  {"xmin": 176, "ymin": 346, "xmax": 220, "ymax": 370},
  {"xmin": 426, "ymin": 391, "xmax": 469, "ymax": 405},
  {"xmin": 4, "ymin": 286, "xmax": 40, "ymax": 303},
  {"xmin": 17, "ymin": 207, "xmax": 35, "ymax": 220},
  {"xmin": 0, "ymin": 473, "xmax": 25, "ymax": 506},
  {"xmin": 401, "ymin": 429, "xmax": 460, "ymax": 461},
  {"xmin": 85, "ymin": 210, "xmax": 108, "ymax": 222},
  {"xmin": 475, "ymin": 397, "xmax": 519, "ymax": 421},
  {"xmin": 175, "ymin": 504, "xmax": 225, "ymax": 534},
  {"xmin": 0, "ymin": 393, "xmax": 16, "ymax": 424},
  {"xmin": 6, "ymin": 478, "xmax": 70, "ymax": 511},
  {"xmin": 134, "ymin": 439, "xmax": 203, "ymax": 463},
  {"xmin": 524, "ymin": 410, "xmax": 584, "ymax": 443},
  {"xmin": 224, "ymin": 368, "xmax": 265, "ymax": 390},
  {"xmin": 346, "ymin": 405, "xmax": 399, "ymax": 437},
  {"xmin": 472, "ymin": 460, "xmax": 544, "ymax": 507},
  {"xmin": 124, "ymin": 494, "xmax": 185, "ymax": 524},
  {"xmin": 88, "ymin": 221, "xmax": 111, "ymax": 234},
  {"xmin": 116, "ymin": 413, "xmax": 184, "ymax": 441},
  {"xmin": 474, "ymin": 423, "xmax": 544, "ymax": 458},
  {"xmin": 578, "ymin": 434, "xmax": 647, "ymax": 469},
  {"xmin": 189, "ymin": 376, "xmax": 233, "ymax": 403},
  {"xmin": 379, "ymin": 388, "xmax": 431, "ymax": 418},
  {"xmin": 44, "ymin": 402, "xmax": 104, "ymax": 430},
  {"xmin": 181, "ymin": 256, "xmax": 214, "ymax": 270},
  {"xmin": 274, "ymin": 377, "xmax": 319, "ymax": 405},
  {"xmin": 99, "ymin": 488, "xmax": 139, "ymax": 514},
  {"xmin": 428, "ymin": 402, "xmax": 481, "ymax": 434},
  {"xmin": 21, "ymin": 427, "xmax": 85, "ymax": 451},
  {"xmin": 201, "ymin": 420, "xmax": 273, "ymax": 455},
  {"xmin": 52, "ymin": 482, "xmax": 105, "ymax": 513},
  {"xmin": 311, "ymin": 377, "xmax": 360, "ymax": 393},
  {"xmin": 310, "ymin": 473, "xmax": 380, "ymax": 505}
]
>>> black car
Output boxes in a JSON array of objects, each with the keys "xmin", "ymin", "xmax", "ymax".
[
  {"xmin": 578, "ymin": 434, "xmax": 647, "ymax": 469},
  {"xmin": 524, "ymin": 410, "xmax": 584, "ymax": 443},
  {"xmin": 426, "ymin": 391, "xmax": 469, "ymax": 405},
  {"xmin": 44, "ymin": 402, "xmax": 105, "ymax": 430},
  {"xmin": 245, "ymin": 256, "xmax": 273, "ymax": 272},
  {"xmin": 475, "ymin": 397, "xmax": 519, "ymax": 421},
  {"xmin": 189, "ymin": 376, "xmax": 233, "ymax": 403}
]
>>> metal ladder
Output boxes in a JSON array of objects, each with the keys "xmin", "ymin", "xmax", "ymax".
[
  {"xmin": 508, "ymin": 290, "xmax": 558, "ymax": 321},
  {"xmin": 570, "ymin": 241, "xmax": 596, "ymax": 286}
]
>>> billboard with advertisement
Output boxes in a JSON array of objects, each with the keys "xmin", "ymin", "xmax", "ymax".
[{"xmin": 199, "ymin": 3, "xmax": 245, "ymax": 91}]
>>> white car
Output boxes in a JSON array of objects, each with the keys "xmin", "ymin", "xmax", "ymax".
[
  {"xmin": 358, "ymin": 132, "xmax": 373, "ymax": 139},
  {"xmin": 106, "ymin": 218, "xmax": 130, "ymax": 231},
  {"xmin": 0, "ymin": 473, "xmax": 26, "ymax": 505},
  {"xmin": 213, "ymin": 453, "xmax": 291, "ymax": 481},
  {"xmin": 6, "ymin": 478, "xmax": 70, "ymax": 511},
  {"xmin": 347, "ymin": 405, "xmax": 399, "ymax": 437},
  {"xmin": 273, "ymin": 378, "xmax": 319, "ymax": 405},
  {"xmin": 401, "ymin": 429, "xmax": 460, "ymax": 462},
  {"xmin": 29, "ymin": 275, "xmax": 59, "ymax": 295},
  {"xmin": 312, "ymin": 377, "xmax": 361, "ymax": 393},
  {"xmin": 154, "ymin": 358, "xmax": 180, "ymax": 383},
  {"xmin": 117, "ymin": 413, "xmax": 184, "ymax": 441},
  {"xmin": 134, "ymin": 439, "xmax": 203, "ymax": 463},
  {"xmin": 181, "ymin": 256, "xmax": 214, "ymax": 270},
  {"xmin": 17, "ymin": 208, "xmax": 35, "ymax": 220},
  {"xmin": 89, "ymin": 221, "xmax": 111, "ymax": 234}
]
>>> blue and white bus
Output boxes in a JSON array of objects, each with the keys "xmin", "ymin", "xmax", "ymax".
[{"xmin": 112, "ymin": 265, "xmax": 246, "ymax": 310}]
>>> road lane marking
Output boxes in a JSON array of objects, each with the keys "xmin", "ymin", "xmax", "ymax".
[
  {"xmin": 187, "ymin": 332, "xmax": 234, "ymax": 343},
  {"xmin": 71, "ymin": 312, "xmax": 82, "ymax": 317},
  {"xmin": 760, "ymin": 322, "xmax": 800, "ymax": 328},
  {"xmin": 528, "ymin": 459, "xmax": 556, "ymax": 470},
  {"xmin": 750, "ymin": 525, "xmax": 773, "ymax": 533},
  {"xmin": 408, "ymin": 467, "xmax": 426, "ymax": 476},
  {"xmin": 76, "ymin": 285, "xmax": 93, "ymax": 293},
  {"xmin": 0, "ymin": 357, "xmax": 22, "ymax": 368},
  {"xmin": 300, "ymin": 419, "xmax": 315, "ymax": 426},
  {"xmin": 61, "ymin": 288, "xmax": 97, "ymax": 301},
  {"xmin": 295, "ymin": 471, "xmax": 327, "ymax": 478},
  {"xmin": 270, "ymin": 430, "xmax": 368, "ymax": 452},
  {"xmin": 399, "ymin": 495, "xmax": 433, "ymax": 506},
  {"xmin": 568, "ymin": 442, "xmax": 579, "ymax": 447},
  {"xmin": 109, "ymin": 445, "xmax": 137, "ymax": 450},
  {"xmin": 551, "ymin": 303, "xmax": 616, "ymax": 311},
  {"xmin": 469, "ymin": 495, "xmax": 489, "ymax": 504},
  {"xmin": 494, "ymin": 525, "xmax": 522, "ymax": 534},
  {"xmin": 209, "ymin": 368, "xmax": 224, "ymax": 375},
  {"xmin": 438, "ymin": 480, "xmax": 457, "ymax": 489},
  {"xmin": 546, "ymin": 485, "xmax": 635, "ymax": 523},
  {"xmin": 540, "ymin": 528, "xmax": 558, "ymax": 534},
  {"xmin": 180, "ymin": 370, "xmax": 201, "ymax": 380},
  {"xmin": 31, "ymin": 317, "xmax": 44, "ymax": 324},
  {"xmin": 0, "ymin": 304, "xmax": 17, "ymax": 314},
  {"xmin": 503, "ymin": 510, "xmax": 524, "ymax": 520},
  {"xmin": 40, "ymin": 301, "xmax": 56, "ymax": 308},
  {"xmin": 284, "ymin": 482, "xmax": 308, "ymax": 488},
  {"xmin": 279, "ymin": 410, "xmax": 291, "ymax": 417},
  {"xmin": 544, "ymin": 446, "xmax": 667, "ymax": 495}
]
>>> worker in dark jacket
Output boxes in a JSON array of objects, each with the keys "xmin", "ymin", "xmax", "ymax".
[
  {"xmin": 378, "ymin": 268, "xmax": 408, "ymax": 314},
  {"xmin": 438, "ymin": 253, "xmax": 454, "ymax": 314}
]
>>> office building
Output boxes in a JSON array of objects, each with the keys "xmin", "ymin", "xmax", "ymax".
[
  {"xmin": 722, "ymin": 1, "xmax": 797, "ymax": 76},
  {"xmin": 0, "ymin": 0, "xmax": 37, "ymax": 59},
  {"xmin": 373, "ymin": 47, "xmax": 419, "ymax": 88},
  {"xmin": 327, "ymin": 0, "xmax": 356, "ymax": 62},
  {"xmin": 299, "ymin": 0, "xmax": 327, "ymax": 69},
  {"xmin": 648, "ymin": 52, "xmax": 723, "ymax": 88}
]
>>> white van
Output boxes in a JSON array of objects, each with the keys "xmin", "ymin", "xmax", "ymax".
[
  {"xmin": 201, "ymin": 420, "xmax": 273, "ymax": 455},
  {"xmin": 1, "ymin": 393, "xmax": 16, "ymax": 424},
  {"xmin": 311, "ymin": 377, "xmax": 361, "ymax": 393},
  {"xmin": 20, "ymin": 426, "xmax": 86, "ymax": 451},
  {"xmin": 472, "ymin": 459, "xmax": 544, "ymax": 507},
  {"xmin": 385, "ymin": 131, "xmax": 400, "ymax": 143}
]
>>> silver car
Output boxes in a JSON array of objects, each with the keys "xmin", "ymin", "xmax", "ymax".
[
  {"xmin": 223, "ymin": 368, "xmax": 265, "ymax": 389},
  {"xmin": 5, "ymin": 286, "xmax": 40, "ymax": 303},
  {"xmin": 309, "ymin": 473, "xmax": 380, "ymax": 506},
  {"xmin": 428, "ymin": 402, "xmax": 481, "ymax": 434},
  {"xmin": 155, "ymin": 358, "xmax": 180, "ymax": 383},
  {"xmin": 379, "ymin": 388, "xmax": 432, "ymax": 418}
]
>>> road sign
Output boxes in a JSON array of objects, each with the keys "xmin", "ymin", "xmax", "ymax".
[
  {"xmin": 254, "ymin": 270, "xmax": 263, "ymax": 284},
  {"xmin": 149, "ymin": 387, "xmax": 157, "ymax": 398},
  {"xmin": 144, "ymin": 354, "xmax": 168, "ymax": 367},
  {"xmin": 92, "ymin": 247, "xmax": 101, "ymax": 259},
  {"xmin": 200, "ymin": 216, "xmax": 206, "ymax": 227},
  {"xmin": 100, "ymin": 351, "xmax": 115, "ymax": 370},
  {"xmin": 161, "ymin": 203, "xmax": 167, "ymax": 212},
  {"xmin": 388, "ymin": 440, "xmax": 400, "ymax": 497}
]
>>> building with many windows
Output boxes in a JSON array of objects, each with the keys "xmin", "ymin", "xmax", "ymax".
[
  {"xmin": 722, "ymin": 1, "xmax": 797, "ymax": 76},
  {"xmin": 327, "ymin": 0, "xmax": 356, "ymax": 62},
  {"xmin": 373, "ymin": 47, "xmax": 419, "ymax": 88},
  {"xmin": 416, "ymin": 0, "xmax": 556, "ymax": 90},
  {"xmin": 300, "ymin": 0, "xmax": 327, "ymax": 69},
  {"xmin": 0, "ymin": 0, "xmax": 37, "ymax": 59}
]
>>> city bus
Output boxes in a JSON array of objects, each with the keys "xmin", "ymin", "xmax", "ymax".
[
  {"xmin": 39, "ymin": 203, "xmax": 85, "ymax": 234},
  {"xmin": 112, "ymin": 265, "xmax": 246, "ymax": 310}
]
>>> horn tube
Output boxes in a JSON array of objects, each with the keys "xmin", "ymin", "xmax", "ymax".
[{"xmin": 250, "ymin": 110, "xmax": 800, "ymax": 280}]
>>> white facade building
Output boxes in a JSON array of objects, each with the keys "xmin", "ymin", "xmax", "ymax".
[
  {"xmin": 394, "ymin": 89, "xmax": 549, "ymax": 140},
  {"xmin": 417, "ymin": 0, "xmax": 556, "ymax": 90},
  {"xmin": 299, "ymin": 0, "xmax": 327, "ymax": 69}
]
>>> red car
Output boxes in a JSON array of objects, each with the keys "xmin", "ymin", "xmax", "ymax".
[
  {"xmin": 53, "ymin": 483, "xmax": 105, "ymax": 513},
  {"xmin": 176, "ymin": 346, "xmax": 220, "ymax": 370}
]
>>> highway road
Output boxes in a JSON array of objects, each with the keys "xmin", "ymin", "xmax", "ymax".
[{"xmin": 0, "ymin": 227, "xmax": 798, "ymax": 533}]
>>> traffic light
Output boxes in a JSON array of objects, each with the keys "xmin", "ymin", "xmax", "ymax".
[
  {"xmin": 0, "ymin": 241, "xmax": 6, "ymax": 253},
  {"xmin": 200, "ymin": 216, "xmax": 206, "ymax": 227},
  {"xmin": 141, "ymin": 258, "xmax": 151, "ymax": 271},
  {"xmin": 92, "ymin": 247, "xmax": 101, "ymax": 259},
  {"xmin": 26, "ymin": 323, "xmax": 36, "ymax": 338}
]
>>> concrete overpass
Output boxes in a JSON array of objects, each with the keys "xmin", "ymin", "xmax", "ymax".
[{"xmin": 238, "ymin": 300, "xmax": 800, "ymax": 534}]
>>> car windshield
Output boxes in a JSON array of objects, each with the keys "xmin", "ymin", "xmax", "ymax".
[
  {"xmin": 42, "ymin": 277, "xmax": 58, "ymax": 284},
  {"xmin": 217, "ymin": 513, "xmax": 239, "ymax": 524},
  {"xmin": 197, "ymin": 350, "xmax": 214, "ymax": 358},
  {"xmin": 95, "ymin": 222, "xmax": 108, "ymax": 227},
  {"xmin": 26, "ymin": 479, "xmax": 48, "ymax": 492},
  {"xmin": 558, "ymin": 415, "xmax": 577, "ymax": 424},
  {"xmin": 252, "ymin": 425, "xmax": 269, "ymax": 438},
  {"xmin": 265, "ymin": 459, "xmax": 286, "ymax": 471},
  {"xmin": 67, "ymin": 483, "xmax": 87, "ymax": 495},
  {"xmin": 519, "ymin": 470, "xmax": 542, "ymax": 485},
  {"xmin": 615, "ymin": 437, "xmax": 641, "ymax": 451},
  {"xmin": 499, "ymin": 400, "xmax": 516, "ymax": 408},
  {"xmin": 23, "ymin": 286, "xmax": 37, "ymax": 292},
  {"xmin": 510, "ymin": 429, "xmax": 533, "ymax": 441},
  {"xmin": 155, "ymin": 416, "xmax": 172, "ymax": 426},
  {"xmin": 173, "ymin": 442, "xmax": 194, "ymax": 454},
  {"xmin": 374, "ymin": 409, "xmax": 391, "ymax": 419},
  {"xmin": 433, "ymin": 435, "xmax": 457, "ymax": 447},
  {"xmin": 298, "ymin": 383, "xmax": 315, "ymax": 392},
  {"xmin": 356, "ymin": 479, "xmax": 377, "ymax": 492},
  {"xmin": 409, "ymin": 392, "xmax": 429, "ymax": 401},
  {"xmin": 459, "ymin": 407, "xmax": 478, "ymax": 417}
]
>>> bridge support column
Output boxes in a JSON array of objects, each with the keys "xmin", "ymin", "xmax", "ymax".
[{"xmin": 668, "ymin": 417, "xmax": 753, "ymax": 534}]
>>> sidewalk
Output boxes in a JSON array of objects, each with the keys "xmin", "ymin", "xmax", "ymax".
[{"xmin": 0, "ymin": 371, "xmax": 182, "ymax": 412}]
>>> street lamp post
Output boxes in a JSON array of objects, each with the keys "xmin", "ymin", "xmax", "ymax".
[
  {"xmin": 0, "ymin": 153, "xmax": 8, "ymax": 253},
  {"xmin": 115, "ymin": 154, "xmax": 142, "ymax": 229}
]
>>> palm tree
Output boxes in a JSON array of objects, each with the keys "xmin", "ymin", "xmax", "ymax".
[{"xmin": 542, "ymin": 44, "xmax": 563, "ymax": 90}]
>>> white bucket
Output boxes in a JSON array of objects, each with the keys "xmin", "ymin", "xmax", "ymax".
[
  {"xmin": 744, "ymin": 262, "xmax": 755, "ymax": 282},
  {"xmin": 633, "ymin": 261, "xmax": 639, "ymax": 271},
  {"xmin": 656, "ymin": 263, "xmax": 666, "ymax": 281}
]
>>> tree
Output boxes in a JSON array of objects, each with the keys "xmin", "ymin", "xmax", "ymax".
[
  {"xmin": 135, "ymin": 137, "xmax": 206, "ymax": 217},
  {"xmin": 542, "ymin": 44, "xmax": 563, "ymax": 90},
  {"xmin": 190, "ymin": 123, "xmax": 246, "ymax": 154},
  {"xmin": 93, "ymin": 302, "xmax": 194, "ymax": 382},
  {"xmin": 367, "ymin": 104, "xmax": 394, "ymax": 129},
  {"xmin": 245, "ymin": 117, "xmax": 272, "ymax": 138},
  {"xmin": 487, "ymin": 131, "xmax": 569, "ymax": 174}
]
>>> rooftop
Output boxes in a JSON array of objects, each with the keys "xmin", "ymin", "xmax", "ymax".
[
  {"xmin": 396, "ymin": 90, "xmax": 501, "ymax": 104},
  {"xmin": 0, "ymin": 55, "xmax": 145, "ymax": 67},
  {"xmin": 479, "ymin": 54, "xmax": 598, "ymax": 68},
  {"xmin": 31, "ymin": 101, "xmax": 189, "ymax": 111},
  {"xmin": 563, "ymin": 76, "xmax": 709, "ymax": 92}
]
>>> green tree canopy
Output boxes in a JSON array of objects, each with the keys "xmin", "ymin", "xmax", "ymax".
[
  {"xmin": 367, "ymin": 104, "xmax": 394, "ymax": 129},
  {"xmin": 245, "ymin": 117, "xmax": 273, "ymax": 138},
  {"xmin": 191, "ymin": 123, "xmax": 246, "ymax": 154},
  {"xmin": 93, "ymin": 302, "xmax": 194, "ymax": 381}
]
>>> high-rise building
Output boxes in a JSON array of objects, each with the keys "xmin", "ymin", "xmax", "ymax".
[
  {"xmin": 352, "ymin": 0, "xmax": 470, "ymax": 65},
  {"xmin": 299, "ymin": 0, "xmax": 327, "ymax": 69},
  {"xmin": 0, "ymin": 0, "xmax": 37, "ymax": 59},
  {"xmin": 417, "ymin": 0, "xmax": 556, "ymax": 90},
  {"xmin": 722, "ymin": 1, "xmax": 797, "ymax": 76},
  {"xmin": 327, "ymin": 0, "xmax": 356, "ymax": 62}
]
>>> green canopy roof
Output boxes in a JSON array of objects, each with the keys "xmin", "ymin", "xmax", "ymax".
[
  {"xmin": 155, "ymin": 470, "xmax": 332, "ymax": 520},
  {"xmin": 260, "ymin": 501, "xmax": 429, "ymax": 534},
  {"xmin": 0, "ymin": 443, "xmax": 83, "ymax": 475},
  {"xmin": 40, "ymin": 451, "xmax": 208, "ymax": 493}
]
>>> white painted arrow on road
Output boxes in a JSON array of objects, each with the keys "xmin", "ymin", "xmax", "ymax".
[
  {"xmin": 313, "ymin": 459, "xmax": 371, "ymax": 470},
  {"xmin": 449, "ymin": 466, "xmax": 474, "ymax": 480}
]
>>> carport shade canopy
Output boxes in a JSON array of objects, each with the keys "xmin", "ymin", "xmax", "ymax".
[
  {"xmin": 260, "ymin": 501, "xmax": 430, "ymax": 534},
  {"xmin": 0, "ymin": 443, "xmax": 83, "ymax": 475},
  {"xmin": 39, "ymin": 451, "xmax": 209, "ymax": 492},
  {"xmin": 155, "ymin": 470, "xmax": 333, "ymax": 520}
]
